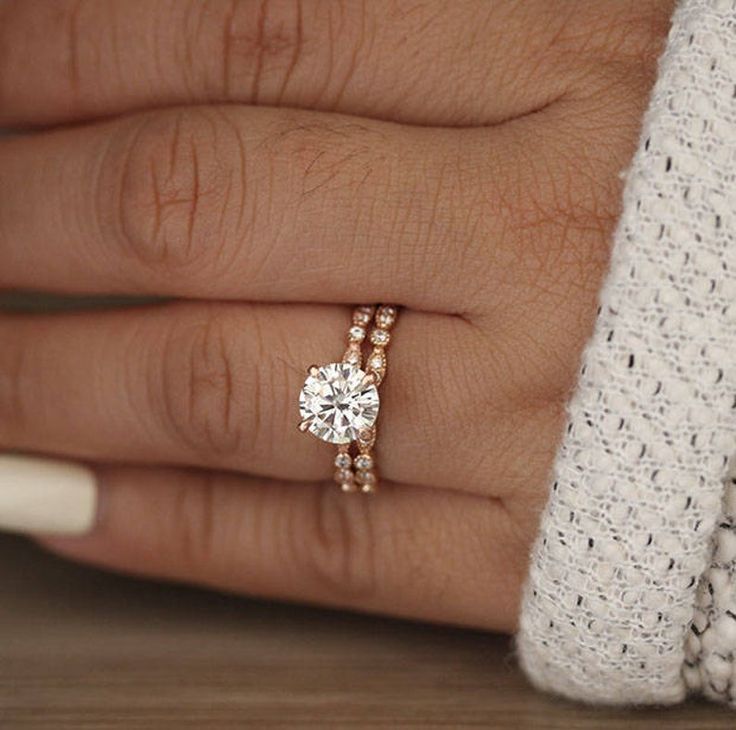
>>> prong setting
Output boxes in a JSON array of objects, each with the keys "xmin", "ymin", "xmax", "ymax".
[{"xmin": 299, "ymin": 305, "xmax": 397, "ymax": 494}]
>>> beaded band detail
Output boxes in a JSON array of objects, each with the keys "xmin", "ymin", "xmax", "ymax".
[{"xmin": 298, "ymin": 305, "xmax": 398, "ymax": 494}]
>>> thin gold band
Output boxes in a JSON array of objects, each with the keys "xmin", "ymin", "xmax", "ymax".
[{"xmin": 334, "ymin": 304, "xmax": 398, "ymax": 494}]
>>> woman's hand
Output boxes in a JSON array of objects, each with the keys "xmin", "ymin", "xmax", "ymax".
[{"xmin": 0, "ymin": 0, "xmax": 673, "ymax": 631}]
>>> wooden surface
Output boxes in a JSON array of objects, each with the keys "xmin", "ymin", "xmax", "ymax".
[{"xmin": 0, "ymin": 536, "xmax": 732, "ymax": 728}]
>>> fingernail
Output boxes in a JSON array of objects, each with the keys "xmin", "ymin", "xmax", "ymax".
[{"xmin": 0, "ymin": 454, "xmax": 97, "ymax": 536}]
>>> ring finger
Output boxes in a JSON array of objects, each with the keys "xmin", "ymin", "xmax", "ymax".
[{"xmin": 0, "ymin": 302, "xmax": 505, "ymax": 493}]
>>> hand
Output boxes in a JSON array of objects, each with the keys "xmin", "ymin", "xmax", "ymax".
[{"xmin": 0, "ymin": 0, "xmax": 672, "ymax": 631}]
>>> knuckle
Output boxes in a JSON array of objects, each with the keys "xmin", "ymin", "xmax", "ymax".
[
  {"xmin": 216, "ymin": 0, "xmax": 309, "ymax": 102},
  {"xmin": 157, "ymin": 308, "xmax": 243, "ymax": 460},
  {"xmin": 292, "ymin": 487, "xmax": 379, "ymax": 603},
  {"xmin": 0, "ymin": 0, "xmax": 90, "ymax": 105},
  {"xmin": 105, "ymin": 110, "xmax": 245, "ymax": 272},
  {"xmin": 59, "ymin": 0, "xmax": 89, "ymax": 99},
  {"xmin": 167, "ymin": 473, "xmax": 229, "ymax": 575},
  {"xmin": 232, "ymin": 310, "xmax": 282, "ymax": 463}
]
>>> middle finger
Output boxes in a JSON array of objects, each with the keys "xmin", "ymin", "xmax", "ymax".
[{"xmin": 0, "ymin": 105, "xmax": 511, "ymax": 313}]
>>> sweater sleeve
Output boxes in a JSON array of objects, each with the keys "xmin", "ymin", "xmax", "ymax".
[{"xmin": 517, "ymin": 0, "xmax": 736, "ymax": 707}]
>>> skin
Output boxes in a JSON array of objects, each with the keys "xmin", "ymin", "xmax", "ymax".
[{"xmin": 0, "ymin": 0, "xmax": 675, "ymax": 632}]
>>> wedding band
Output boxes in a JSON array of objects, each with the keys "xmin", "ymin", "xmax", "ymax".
[{"xmin": 298, "ymin": 305, "xmax": 398, "ymax": 494}]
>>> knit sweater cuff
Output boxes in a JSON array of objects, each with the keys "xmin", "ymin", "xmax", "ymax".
[{"xmin": 517, "ymin": 0, "xmax": 736, "ymax": 707}]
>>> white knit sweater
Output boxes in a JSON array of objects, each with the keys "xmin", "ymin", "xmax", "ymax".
[{"xmin": 517, "ymin": 0, "xmax": 736, "ymax": 707}]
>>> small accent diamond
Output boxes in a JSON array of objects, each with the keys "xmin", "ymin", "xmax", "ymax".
[
  {"xmin": 335, "ymin": 453, "xmax": 352, "ymax": 469},
  {"xmin": 335, "ymin": 468, "xmax": 354, "ymax": 483},
  {"xmin": 376, "ymin": 306, "xmax": 397, "ymax": 327},
  {"xmin": 370, "ymin": 329, "xmax": 390, "ymax": 346},
  {"xmin": 349, "ymin": 325, "xmax": 366, "ymax": 342},
  {"xmin": 354, "ymin": 454, "xmax": 374, "ymax": 470},
  {"xmin": 356, "ymin": 470, "xmax": 376, "ymax": 485}
]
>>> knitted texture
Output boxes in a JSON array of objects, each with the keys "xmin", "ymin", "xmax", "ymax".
[
  {"xmin": 517, "ymin": 0, "xmax": 736, "ymax": 707},
  {"xmin": 686, "ymin": 470, "xmax": 736, "ymax": 703}
]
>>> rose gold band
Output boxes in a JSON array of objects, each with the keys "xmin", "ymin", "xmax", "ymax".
[{"xmin": 334, "ymin": 305, "xmax": 398, "ymax": 494}]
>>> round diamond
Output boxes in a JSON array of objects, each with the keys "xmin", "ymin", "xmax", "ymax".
[
  {"xmin": 335, "ymin": 452, "xmax": 352, "ymax": 469},
  {"xmin": 370, "ymin": 328, "xmax": 390, "ymax": 346},
  {"xmin": 335, "ymin": 468, "xmax": 354, "ymax": 483},
  {"xmin": 356, "ymin": 470, "xmax": 376, "ymax": 484},
  {"xmin": 376, "ymin": 306, "xmax": 396, "ymax": 327},
  {"xmin": 299, "ymin": 363, "xmax": 380, "ymax": 444},
  {"xmin": 349, "ymin": 325, "xmax": 366, "ymax": 342},
  {"xmin": 354, "ymin": 454, "xmax": 374, "ymax": 470}
]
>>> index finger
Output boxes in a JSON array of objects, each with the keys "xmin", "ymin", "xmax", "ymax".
[{"xmin": 0, "ymin": 0, "xmax": 574, "ymax": 128}]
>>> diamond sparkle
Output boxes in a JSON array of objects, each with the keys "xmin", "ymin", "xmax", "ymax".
[{"xmin": 299, "ymin": 363, "xmax": 380, "ymax": 444}]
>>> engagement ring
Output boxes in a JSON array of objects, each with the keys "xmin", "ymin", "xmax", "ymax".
[{"xmin": 298, "ymin": 305, "xmax": 398, "ymax": 494}]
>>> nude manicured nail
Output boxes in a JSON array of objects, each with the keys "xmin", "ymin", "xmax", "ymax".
[{"xmin": 0, "ymin": 454, "xmax": 97, "ymax": 536}]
